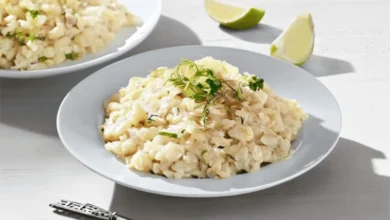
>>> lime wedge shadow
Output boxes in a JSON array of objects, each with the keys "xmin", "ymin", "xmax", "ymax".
[
  {"xmin": 219, "ymin": 24, "xmax": 282, "ymax": 44},
  {"xmin": 302, "ymin": 55, "xmax": 355, "ymax": 77}
]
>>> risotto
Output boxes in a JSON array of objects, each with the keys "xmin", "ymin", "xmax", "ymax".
[
  {"xmin": 0, "ymin": 0, "xmax": 141, "ymax": 70},
  {"xmin": 100, "ymin": 57, "xmax": 308, "ymax": 179}
]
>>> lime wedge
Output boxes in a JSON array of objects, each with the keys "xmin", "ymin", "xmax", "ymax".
[
  {"xmin": 270, "ymin": 12, "xmax": 315, "ymax": 65},
  {"xmin": 205, "ymin": 0, "xmax": 265, "ymax": 29}
]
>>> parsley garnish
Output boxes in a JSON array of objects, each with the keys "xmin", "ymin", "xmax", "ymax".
[
  {"xmin": 167, "ymin": 59, "xmax": 223, "ymax": 125},
  {"xmin": 65, "ymin": 52, "xmax": 79, "ymax": 60},
  {"xmin": 26, "ymin": 33, "xmax": 37, "ymax": 42},
  {"xmin": 168, "ymin": 59, "xmax": 222, "ymax": 102},
  {"xmin": 38, "ymin": 56, "xmax": 48, "ymax": 62},
  {"xmin": 242, "ymin": 75, "xmax": 264, "ymax": 91},
  {"xmin": 5, "ymin": 32, "xmax": 15, "ymax": 39},
  {"xmin": 158, "ymin": 131, "xmax": 178, "ymax": 138},
  {"xmin": 167, "ymin": 59, "xmax": 265, "ymax": 125},
  {"xmin": 27, "ymin": 9, "xmax": 40, "ymax": 19},
  {"xmin": 15, "ymin": 32, "xmax": 27, "ymax": 45}
]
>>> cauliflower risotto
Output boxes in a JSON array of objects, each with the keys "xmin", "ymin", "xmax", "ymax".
[
  {"xmin": 0, "ymin": 0, "xmax": 141, "ymax": 70},
  {"xmin": 100, "ymin": 57, "xmax": 308, "ymax": 179}
]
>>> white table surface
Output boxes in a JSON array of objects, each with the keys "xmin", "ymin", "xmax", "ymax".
[{"xmin": 0, "ymin": 0, "xmax": 389, "ymax": 219}]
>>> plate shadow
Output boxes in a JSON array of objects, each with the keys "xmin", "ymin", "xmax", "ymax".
[
  {"xmin": 302, "ymin": 55, "xmax": 355, "ymax": 77},
  {"xmin": 109, "ymin": 137, "xmax": 389, "ymax": 220}
]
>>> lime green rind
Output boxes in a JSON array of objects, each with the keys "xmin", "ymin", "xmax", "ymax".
[
  {"xmin": 270, "ymin": 44, "xmax": 278, "ymax": 55},
  {"xmin": 221, "ymin": 8, "xmax": 265, "ymax": 29},
  {"xmin": 294, "ymin": 61, "xmax": 305, "ymax": 66}
]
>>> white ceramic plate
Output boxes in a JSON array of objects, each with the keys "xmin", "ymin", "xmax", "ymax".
[
  {"xmin": 0, "ymin": 0, "xmax": 161, "ymax": 78},
  {"xmin": 57, "ymin": 46, "xmax": 342, "ymax": 198}
]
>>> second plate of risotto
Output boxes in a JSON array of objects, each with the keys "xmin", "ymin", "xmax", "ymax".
[
  {"xmin": 57, "ymin": 46, "xmax": 342, "ymax": 197},
  {"xmin": 0, "ymin": 0, "xmax": 161, "ymax": 78}
]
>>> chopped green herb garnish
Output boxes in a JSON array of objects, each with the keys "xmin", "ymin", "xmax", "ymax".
[
  {"xmin": 38, "ymin": 56, "xmax": 48, "ymax": 62},
  {"xmin": 167, "ymin": 59, "xmax": 265, "ymax": 125},
  {"xmin": 27, "ymin": 9, "xmax": 40, "ymax": 19},
  {"xmin": 5, "ymin": 32, "xmax": 15, "ymax": 39},
  {"xmin": 242, "ymin": 75, "xmax": 264, "ymax": 91},
  {"xmin": 180, "ymin": 58, "xmax": 199, "ymax": 71},
  {"xmin": 206, "ymin": 78, "xmax": 222, "ymax": 96},
  {"xmin": 158, "ymin": 131, "xmax": 178, "ymax": 138},
  {"xmin": 146, "ymin": 114, "xmax": 158, "ymax": 123},
  {"xmin": 201, "ymin": 150, "xmax": 207, "ymax": 156},
  {"xmin": 167, "ymin": 59, "xmax": 223, "ymax": 125},
  {"xmin": 26, "ymin": 33, "xmax": 37, "ymax": 42},
  {"xmin": 6, "ymin": 32, "xmax": 40, "ymax": 44},
  {"xmin": 200, "ymin": 103, "xmax": 210, "ymax": 125},
  {"xmin": 168, "ymin": 59, "xmax": 222, "ymax": 103},
  {"xmin": 15, "ymin": 32, "xmax": 26, "ymax": 45},
  {"xmin": 65, "ymin": 52, "xmax": 79, "ymax": 60}
]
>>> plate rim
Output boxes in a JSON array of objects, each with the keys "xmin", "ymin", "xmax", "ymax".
[
  {"xmin": 57, "ymin": 45, "xmax": 342, "ymax": 197},
  {"xmin": 0, "ymin": 0, "xmax": 162, "ymax": 79}
]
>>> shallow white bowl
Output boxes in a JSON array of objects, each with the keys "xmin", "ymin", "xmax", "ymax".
[
  {"xmin": 57, "ymin": 46, "xmax": 342, "ymax": 198},
  {"xmin": 0, "ymin": 0, "xmax": 161, "ymax": 78}
]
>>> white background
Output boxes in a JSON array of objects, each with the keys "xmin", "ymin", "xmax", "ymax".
[{"xmin": 0, "ymin": 0, "xmax": 389, "ymax": 219}]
